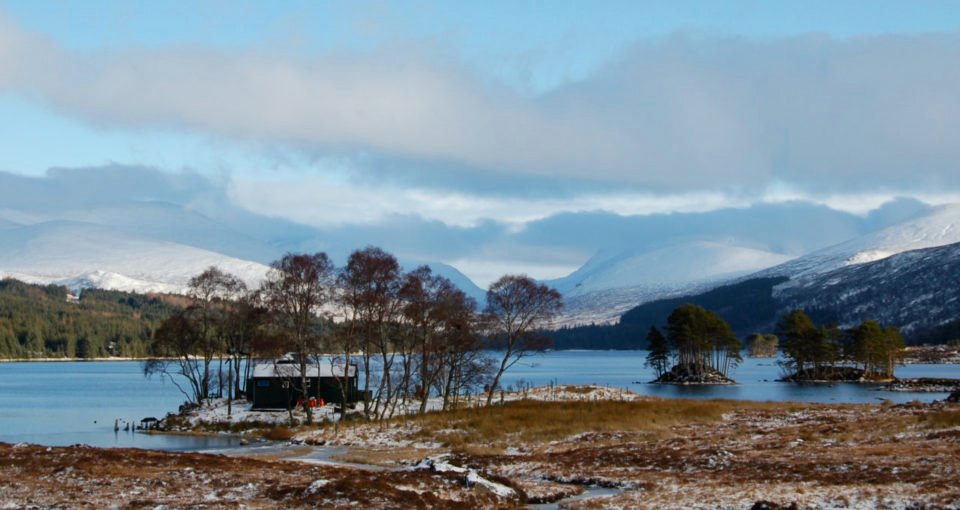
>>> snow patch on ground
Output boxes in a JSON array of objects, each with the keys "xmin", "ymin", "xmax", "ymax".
[
  {"xmin": 413, "ymin": 454, "xmax": 517, "ymax": 499},
  {"xmin": 305, "ymin": 479, "xmax": 329, "ymax": 494}
]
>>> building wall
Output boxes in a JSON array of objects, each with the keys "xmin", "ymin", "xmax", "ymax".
[{"xmin": 246, "ymin": 376, "xmax": 359, "ymax": 409}]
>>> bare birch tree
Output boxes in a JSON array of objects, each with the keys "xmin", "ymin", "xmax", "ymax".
[
  {"xmin": 337, "ymin": 247, "xmax": 403, "ymax": 421},
  {"xmin": 260, "ymin": 252, "xmax": 335, "ymax": 425},
  {"xmin": 483, "ymin": 275, "xmax": 562, "ymax": 406}
]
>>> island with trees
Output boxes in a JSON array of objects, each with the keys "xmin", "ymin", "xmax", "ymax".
[
  {"xmin": 777, "ymin": 309, "xmax": 905, "ymax": 382},
  {"xmin": 646, "ymin": 303, "xmax": 741, "ymax": 384}
]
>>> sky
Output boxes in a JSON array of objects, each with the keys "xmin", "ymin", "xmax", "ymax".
[{"xmin": 1, "ymin": 1, "xmax": 959, "ymax": 286}]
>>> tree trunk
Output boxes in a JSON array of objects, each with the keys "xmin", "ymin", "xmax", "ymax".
[{"xmin": 486, "ymin": 345, "xmax": 512, "ymax": 406}]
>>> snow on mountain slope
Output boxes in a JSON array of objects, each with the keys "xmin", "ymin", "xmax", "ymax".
[
  {"xmin": 0, "ymin": 214, "xmax": 486, "ymax": 303},
  {"xmin": 549, "ymin": 241, "xmax": 793, "ymax": 297},
  {"xmin": 772, "ymin": 241, "xmax": 960, "ymax": 333},
  {"xmin": 759, "ymin": 203, "xmax": 960, "ymax": 279},
  {"xmin": 547, "ymin": 241, "xmax": 794, "ymax": 326},
  {"xmin": 413, "ymin": 261, "xmax": 487, "ymax": 304},
  {"xmin": 0, "ymin": 221, "xmax": 271, "ymax": 294}
]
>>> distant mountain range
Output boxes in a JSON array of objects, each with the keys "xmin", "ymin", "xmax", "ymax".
[
  {"xmin": 0, "ymin": 219, "xmax": 271, "ymax": 294},
  {"xmin": 546, "ymin": 240, "xmax": 794, "ymax": 326},
  {"xmin": 757, "ymin": 203, "xmax": 960, "ymax": 279},
  {"xmin": 0, "ymin": 201, "xmax": 486, "ymax": 303},
  {"xmin": 615, "ymin": 239, "xmax": 960, "ymax": 343},
  {"xmin": 607, "ymin": 206, "xmax": 960, "ymax": 343},
  {"xmin": 3, "ymin": 166, "xmax": 960, "ymax": 337},
  {"xmin": 548, "ymin": 200, "xmax": 956, "ymax": 326},
  {"xmin": 773, "ymin": 240, "xmax": 960, "ymax": 334}
]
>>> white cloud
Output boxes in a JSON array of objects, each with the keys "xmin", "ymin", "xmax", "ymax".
[
  {"xmin": 760, "ymin": 181, "xmax": 960, "ymax": 216},
  {"xmin": 3, "ymin": 13, "xmax": 960, "ymax": 195},
  {"xmin": 228, "ymin": 174, "xmax": 747, "ymax": 228}
]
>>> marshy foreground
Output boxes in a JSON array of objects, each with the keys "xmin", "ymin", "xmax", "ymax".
[{"xmin": 2, "ymin": 386, "xmax": 959, "ymax": 509}]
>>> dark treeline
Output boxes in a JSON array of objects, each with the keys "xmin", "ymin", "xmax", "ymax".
[
  {"xmin": 0, "ymin": 279, "xmax": 180, "ymax": 359},
  {"xmin": 547, "ymin": 323, "xmax": 647, "ymax": 350},
  {"xmin": 912, "ymin": 317, "xmax": 960, "ymax": 345},
  {"xmin": 619, "ymin": 277, "xmax": 788, "ymax": 336}
]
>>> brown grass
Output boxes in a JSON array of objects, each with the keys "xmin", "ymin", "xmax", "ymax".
[
  {"xmin": 404, "ymin": 398, "xmax": 770, "ymax": 449},
  {"xmin": 162, "ymin": 414, "xmax": 188, "ymax": 429},
  {"xmin": 331, "ymin": 447, "xmax": 441, "ymax": 466},
  {"xmin": 263, "ymin": 425, "xmax": 296, "ymax": 441},
  {"xmin": 919, "ymin": 408, "xmax": 960, "ymax": 429},
  {"xmin": 0, "ymin": 443, "xmax": 509, "ymax": 509}
]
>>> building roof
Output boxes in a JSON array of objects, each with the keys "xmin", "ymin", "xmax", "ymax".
[{"xmin": 251, "ymin": 361, "xmax": 355, "ymax": 379}]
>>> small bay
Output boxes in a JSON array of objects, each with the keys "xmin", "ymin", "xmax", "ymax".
[{"xmin": 0, "ymin": 361, "xmax": 240, "ymax": 450}]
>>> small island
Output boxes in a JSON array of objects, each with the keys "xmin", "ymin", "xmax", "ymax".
[
  {"xmin": 646, "ymin": 304, "xmax": 741, "ymax": 384},
  {"xmin": 775, "ymin": 310, "xmax": 906, "ymax": 383}
]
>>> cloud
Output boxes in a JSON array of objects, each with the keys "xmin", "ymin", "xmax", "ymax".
[
  {"xmin": 228, "ymin": 174, "xmax": 743, "ymax": 228},
  {"xmin": 3, "ymin": 13, "xmax": 960, "ymax": 194},
  {"xmin": 0, "ymin": 165, "xmax": 220, "ymax": 211}
]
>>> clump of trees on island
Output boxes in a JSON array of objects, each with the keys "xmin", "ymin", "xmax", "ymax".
[
  {"xmin": 746, "ymin": 333, "xmax": 779, "ymax": 358},
  {"xmin": 645, "ymin": 304, "xmax": 741, "ymax": 384},
  {"xmin": 142, "ymin": 247, "xmax": 562, "ymax": 425},
  {"xmin": 777, "ymin": 309, "xmax": 905, "ymax": 381},
  {"xmin": 643, "ymin": 304, "xmax": 906, "ymax": 384}
]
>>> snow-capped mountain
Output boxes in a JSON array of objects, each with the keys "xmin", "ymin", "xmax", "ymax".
[
  {"xmin": 758, "ymin": 203, "xmax": 960, "ymax": 279},
  {"xmin": 0, "ymin": 204, "xmax": 486, "ymax": 301},
  {"xmin": 422, "ymin": 263, "xmax": 486, "ymax": 304},
  {"xmin": 547, "ymin": 241, "xmax": 795, "ymax": 326},
  {"xmin": 2, "ymin": 164, "xmax": 956, "ymax": 327},
  {"xmin": 553, "ymin": 202, "xmax": 960, "ymax": 327},
  {"xmin": 612, "ymin": 206, "xmax": 960, "ymax": 337},
  {"xmin": 772, "ymin": 241, "xmax": 960, "ymax": 333},
  {"xmin": 549, "ymin": 241, "xmax": 794, "ymax": 296},
  {"xmin": 744, "ymin": 205, "xmax": 960, "ymax": 333},
  {"xmin": 0, "ymin": 220, "xmax": 272, "ymax": 294}
]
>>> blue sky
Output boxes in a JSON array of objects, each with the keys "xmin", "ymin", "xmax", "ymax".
[{"xmin": 1, "ymin": 1, "xmax": 959, "ymax": 285}]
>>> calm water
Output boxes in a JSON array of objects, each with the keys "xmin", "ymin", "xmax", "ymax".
[
  {"xmin": 498, "ymin": 351, "xmax": 959, "ymax": 403},
  {"xmin": 0, "ymin": 361, "xmax": 240, "ymax": 450},
  {"xmin": 0, "ymin": 352, "xmax": 956, "ymax": 449}
]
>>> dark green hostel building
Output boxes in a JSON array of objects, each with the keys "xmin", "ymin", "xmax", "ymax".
[{"xmin": 246, "ymin": 359, "xmax": 360, "ymax": 410}]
